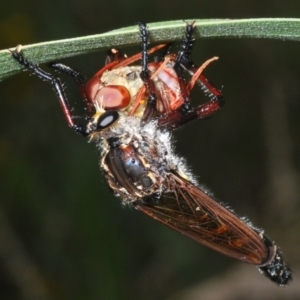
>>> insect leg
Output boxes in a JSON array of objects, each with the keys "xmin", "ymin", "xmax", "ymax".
[
  {"xmin": 49, "ymin": 62, "xmax": 95, "ymax": 115},
  {"xmin": 158, "ymin": 59, "xmax": 225, "ymax": 129},
  {"xmin": 154, "ymin": 43, "xmax": 173, "ymax": 62},
  {"xmin": 158, "ymin": 22, "xmax": 224, "ymax": 129},
  {"xmin": 138, "ymin": 22, "xmax": 158, "ymax": 123},
  {"xmin": 176, "ymin": 21, "xmax": 196, "ymax": 67},
  {"xmin": 11, "ymin": 46, "xmax": 90, "ymax": 136},
  {"xmin": 171, "ymin": 22, "xmax": 196, "ymax": 114},
  {"xmin": 156, "ymin": 22, "xmax": 198, "ymax": 129}
]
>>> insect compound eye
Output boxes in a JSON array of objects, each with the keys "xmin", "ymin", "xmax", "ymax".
[
  {"xmin": 85, "ymin": 77, "xmax": 131, "ymax": 110},
  {"xmin": 99, "ymin": 85, "xmax": 131, "ymax": 110},
  {"xmin": 85, "ymin": 76, "xmax": 100, "ymax": 103},
  {"xmin": 96, "ymin": 110, "xmax": 119, "ymax": 130}
]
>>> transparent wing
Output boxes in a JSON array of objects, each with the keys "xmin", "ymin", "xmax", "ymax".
[{"xmin": 134, "ymin": 172, "xmax": 270, "ymax": 265}]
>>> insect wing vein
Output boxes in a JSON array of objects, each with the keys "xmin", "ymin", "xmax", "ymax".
[{"xmin": 135, "ymin": 172, "xmax": 269, "ymax": 265}]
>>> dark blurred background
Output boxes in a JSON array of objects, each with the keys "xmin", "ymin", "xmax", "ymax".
[{"xmin": 1, "ymin": 1, "xmax": 300, "ymax": 300}]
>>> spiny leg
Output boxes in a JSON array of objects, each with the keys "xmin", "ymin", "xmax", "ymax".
[
  {"xmin": 178, "ymin": 23, "xmax": 224, "ymax": 110},
  {"xmin": 178, "ymin": 23, "xmax": 224, "ymax": 106},
  {"xmin": 49, "ymin": 62, "xmax": 95, "ymax": 116},
  {"xmin": 172, "ymin": 22, "xmax": 196, "ymax": 113},
  {"xmin": 158, "ymin": 23, "xmax": 224, "ymax": 129},
  {"xmin": 11, "ymin": 46, "xmax": 90, "ymax": 136},
  {"xmin": 138, "ymin": 22, "xmax": 158, "ymax": 123},
  {"xmin": 176, "ymin": 21, "xmax": 196, "ymax": 68},
  {"xmin": 158, "ymin": 72, "xmax": 224, "ymax": 129}
]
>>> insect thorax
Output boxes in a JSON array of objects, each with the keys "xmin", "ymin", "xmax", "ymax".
[{"xmin": 97, "ymin": 117, "xmax": 192, "ymax": 203}]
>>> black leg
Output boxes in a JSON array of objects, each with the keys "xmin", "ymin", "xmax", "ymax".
[
  {"xmin": 175, "ymin": 21, "xmax": 196, "ymax": 68},
  {"xmin": 11, "ymin": 46, "xmax": 90, "ymax": 136},
  {"xmin": 172, "ymin": 22, "xmax": 197, "ymax": 114},
  {"xmin": 157, "ymin": 23, "xmax": 224, "ymax": 129},
  {"xmin": 138, "ymin": 22, "xmax": 158, "ymax": 123},
  {"xmin": 49, "ymin": 62, "xmax": 95, "ymax": 116},
  {"xmin": 176, "ymin": 22, "xmax": 224, "ymax": 107},
  {"xmin": 154, "ymin": 43, "xmax": 173, "ymax": 62}
]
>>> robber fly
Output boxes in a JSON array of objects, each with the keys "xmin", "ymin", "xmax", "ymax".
[{"xmin": 10, "ymin": 22, "xmax": 291, "ymax": 285}]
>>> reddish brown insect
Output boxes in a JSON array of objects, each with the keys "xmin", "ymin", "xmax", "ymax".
[{"xmin": 11, "ymin": 21, "xmax": 291, "ymax": 285}]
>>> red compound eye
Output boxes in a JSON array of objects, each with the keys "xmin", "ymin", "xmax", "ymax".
[
  {"xmin": 85, "ymin": 76, "xmax": 99, "ymax": 103},
  {"xmin": 85, "ymin": 77, "xmax": 131, "ymax": 110},
  {"xmin": 98, "ymin": 85, "xmax": 131, "ymax": 110}
]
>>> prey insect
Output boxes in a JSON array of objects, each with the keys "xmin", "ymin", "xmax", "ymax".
[{"xmin": 11, "ymin": 22, "xmax": 291, "ymax": 285}]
